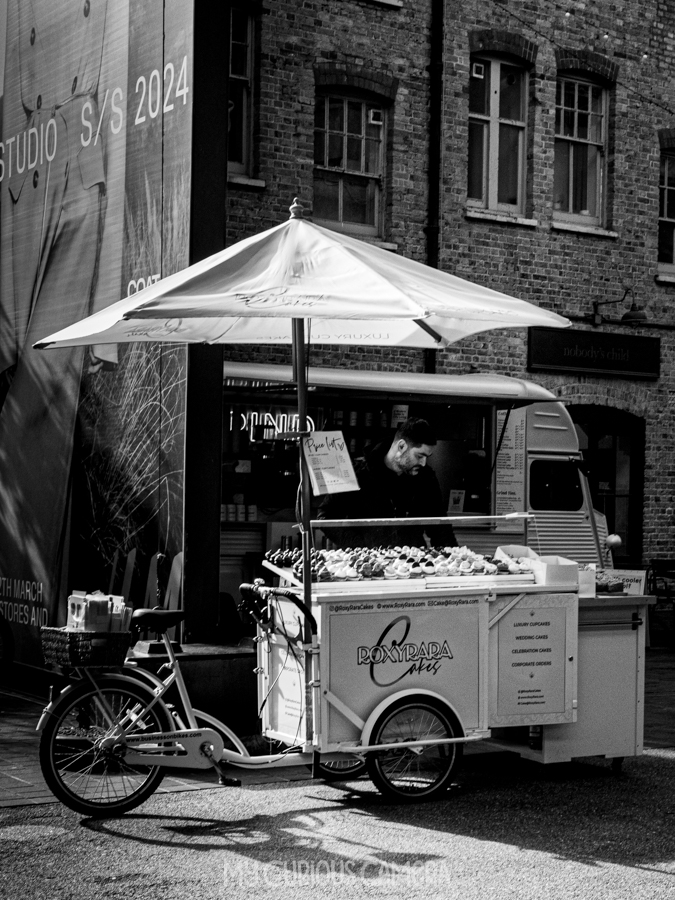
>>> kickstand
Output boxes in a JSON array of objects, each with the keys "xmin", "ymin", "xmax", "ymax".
[{"xmin": 201, "ymin": 742, "xmax": 241, "ymax": 787}]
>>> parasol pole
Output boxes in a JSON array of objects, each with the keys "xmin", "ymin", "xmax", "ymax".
[
  {"xmin": 292, "ymin": 317, "xmax": 313, "ymax": 604},
  {"xmin": 292, "ymin": 316, "xmax": 315, "ymax": 754}
]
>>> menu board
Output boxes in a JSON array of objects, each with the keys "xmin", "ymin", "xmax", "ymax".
[
  {"xmin": 495, "ymin": 408, "xmax": 527, "ymax": 530},
  {"xmin": 497, "ymin": 605, "xmax": 567, "ymax": 716},
  {"xmin": 302, "ymin": 432, "xmax": 359, "ymax": 496}
]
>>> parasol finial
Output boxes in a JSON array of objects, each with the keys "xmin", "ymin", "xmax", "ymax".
[{"xmin": 289, "ymin": 198, "xmax": 304, "ymax": 219}]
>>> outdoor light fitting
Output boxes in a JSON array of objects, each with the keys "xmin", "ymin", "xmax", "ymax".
[{"xmin": 591, "ymin": 288, "xmax": 647, "ymax": 326}]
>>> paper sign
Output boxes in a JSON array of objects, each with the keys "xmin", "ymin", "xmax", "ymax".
[
  {"xmin": 448, "ymin": 489, "xmax": 465, "ymax": 513},
  {"xmin": 302, "ymin": 431, "xmax": 359, "ymax": 496}
]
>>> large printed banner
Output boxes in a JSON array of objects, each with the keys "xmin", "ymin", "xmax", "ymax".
[{"xmin": 0, "ymin": 0, "xmax": 194, "ymax": 666}]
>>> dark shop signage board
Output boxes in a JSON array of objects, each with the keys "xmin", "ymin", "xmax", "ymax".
[{"xmin": 528, "ymin": 327, "xmax": 661, "ymax": 380}]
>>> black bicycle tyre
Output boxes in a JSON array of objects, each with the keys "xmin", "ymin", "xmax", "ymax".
[
  {"xmin": 366, "ymin": 697, "xmax": 462, "ymax": 802},
  {"xmin": 39, "ymin": 675, "xmax": 173, "ymax": 817},
  {"xmin": 312, "ymin": 755, "xmax": 368, "ymax": 781}
]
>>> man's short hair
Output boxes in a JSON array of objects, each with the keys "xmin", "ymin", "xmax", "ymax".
[{"xmin": 394, "ymin": 417, "xmax": 437, "ymax": 447}]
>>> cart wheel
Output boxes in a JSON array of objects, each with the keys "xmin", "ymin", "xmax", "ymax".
[
  {"xmin": 366, "ymin": 697, "xmax": 462, "ymax": 802},
  {"xmin": 313, "ymin": 755, "xmax": 367, "ymax": 781}
]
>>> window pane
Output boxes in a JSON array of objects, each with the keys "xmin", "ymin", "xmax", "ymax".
[
  {"xmin": 346, "ymin": 136, "xmax": 361, "ymax": 171},
  {"xmin": 227, "ymin": 81, "xmax": 245, "ymax": 163},
  {"xmin": 469, "ymin": 61, "xmax": 490, "ymax": 114},
  {"xmin": 468, "ymin": 120, "xmax": 486, "ymax": 200},
  {"xmin": 588, "ymin": 113, "xmax": 603, "ymax": 144},
  {"xmin": 230, "ymin": 45, "xmax": 248, "ymax": 78},
  {"xmin": 571, "ymin": 143, "xmax": 597, "ymax": 215},
  {"xmin": 553, "ymin": 139, "xmax": 570, "ymax": 211},
  {"xmin": 571, "ymin": 142, "xmax": 588, "ymax": 213},
  {"xmin": 564, "ymin": 81, "xmax": 576, "ymax": 108},
  {"xmin": 563, "ymin": 108, "xmax": 575, "ymax": 137},
  {"xmin": 328, "ymin": 99, "xmax": 343, "ymax": 132},
  {"xmin": 327, "ymin": 133, "xmax": 343, "ymax": 168},
  {"xmin": 499, "ymin": 65, "xmax": 524, "ymax": 121},
  {"xmin": 578, "ymin": 111, "xmax": 589, "ymax": 140},
  {"xmin": 591, "ymin": 86, "xmax": 603, "ymax": 114},
  {"xmin": 347, "ymin": 101, "xmax": 362, "ymax": 135},
  {"xmin": 364, "ymin": 138, "xmax": 380, "ymax": 174},
  {"xmin": 668, "ymin": 157, "xmax": 675, "ymax": 187},
  {"xmin": 659, "ymin": 186, "xmax": 665, "ymax": 219},
  {"xmin": 343, "ymin": 175, "xmax": 375, "ymax": 225},
  {"xmin": 314, "ymin": 98, "xmax": 325, "ymax": 130},
  {"xmin": 314, "ymin": 131, "xmax": 325, "ymax": 166},
  {"xmin": 498, "ymin": 123, "xmax": 520, "ymax": 204},
  {"xmin": 577, "ymin": 83, "xmax": 589, "ymax": 112},
  {"xmin": 658, "ymin": 221, "xmax": 675, "ymax": 264},
  {"xmin": 231, "ymin": 9, "xmax": 248, "ymax": 43},
  {"xmin": 314, "ymin": 171, "xmax": 340, "ymax": 221},
  {"xmin": 366, "ymin": 108, "xmax": 382, "ymax": 140},
  {"xmin": 667, "ymin": 188, "xmax": 675, "ymax": 220}
]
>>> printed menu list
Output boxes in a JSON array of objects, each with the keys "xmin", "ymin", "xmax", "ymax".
[
  {"xmin": 495, "ymin": 407, "xmax": 526, "ymax": 531},
  {"xmin": 302, "ymin": 431, "xmax": 359, "ymax": 496}
]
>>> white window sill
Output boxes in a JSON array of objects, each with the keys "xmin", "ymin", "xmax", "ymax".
[
  {"xmin": 655, "ymin": 271, "xmax": 675, "ymax": 284},
  {"xmin": 228, "ymin": 174, "xmax": 266, "ymax": 189},
  {"xmin": 551, "ymin": 220, "xmax": 617, "ymax": 238},
  {"xmin": 465, "ymin": 209, "xmax": 537, "ymax": 228},
  {"xmin": 364, "ymin": 0, "xmax": 403, "ymax": 6}
]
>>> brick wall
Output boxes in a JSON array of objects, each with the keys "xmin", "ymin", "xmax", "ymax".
[{"xmin": 223, "ymin": 0, "xmax": 675, "ymax": 563}]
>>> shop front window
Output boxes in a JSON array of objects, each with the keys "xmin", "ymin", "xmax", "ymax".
[
  {"xmin": 313, "ymin": 95, "xmax": 383, "ymax": 236},
  {"xmin": 553, "ymin": 76, "xmax": 606, "ymax": 226},
  {"xmin": 468, "ymin": 57, "xmax": 528, "ymax": 213}
]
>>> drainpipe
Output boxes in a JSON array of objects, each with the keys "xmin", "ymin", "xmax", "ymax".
[{"xmin": 424, "ymin": 0, "xmax": 444, "ymax": 375}]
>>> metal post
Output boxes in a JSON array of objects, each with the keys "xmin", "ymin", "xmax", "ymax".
[{"xmin": 292, "ymin": 318, "xmax": 314, "ymax": 749}]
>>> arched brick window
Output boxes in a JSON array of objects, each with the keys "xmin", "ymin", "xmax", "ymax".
[
  {"xmin": 658, "ymin": 130, "xmax": 675, "ymax": 271},
  {"xmin": 312, "ymin": 64, "xmax": 398, "ymax": 237},
  {"xmin": 467, "ymin": 31, "xmax": 537, "ymax": 215},
  {"xmin": 553, "ymin": 49, "xmax": 617, "ymax": 227}
]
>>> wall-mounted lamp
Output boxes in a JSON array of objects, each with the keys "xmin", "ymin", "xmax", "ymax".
[{"xmin": 591, "ymin": 288, "xmax": 648, "ymax": 326}]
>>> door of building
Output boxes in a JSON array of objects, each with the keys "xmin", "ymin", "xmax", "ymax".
[{"xmin": 569, "ymin": 406, "xmax": 645, "ymax": 568}]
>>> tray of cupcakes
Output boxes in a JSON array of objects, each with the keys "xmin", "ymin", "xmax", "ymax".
[{"xmin": 263, "ymin": 545, "xmax": 536, "ymax": 591}]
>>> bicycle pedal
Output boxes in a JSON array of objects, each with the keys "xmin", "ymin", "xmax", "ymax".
[{"xmin": 218, "ymin": 774, "xmax": 241, "ymax": 787}]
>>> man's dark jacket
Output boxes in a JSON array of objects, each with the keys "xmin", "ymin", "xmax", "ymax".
[{"xmin": 317, "ymin": 441, "xmax": 457, "ymax": 549}]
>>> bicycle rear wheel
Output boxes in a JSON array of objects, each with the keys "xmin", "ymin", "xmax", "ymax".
[{"xmin": 39, "ymin": 675, "xmax": 173, "ymax": 817}]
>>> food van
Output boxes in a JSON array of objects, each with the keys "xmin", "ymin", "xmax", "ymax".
[{"xmin": 218, "ymin": 360, "xmax": 608, "ymax": 599}]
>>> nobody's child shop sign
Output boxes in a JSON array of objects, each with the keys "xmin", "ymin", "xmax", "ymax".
[{"xmin": 528, "ymin": 327, "xmax": 660, "ymax": 379}]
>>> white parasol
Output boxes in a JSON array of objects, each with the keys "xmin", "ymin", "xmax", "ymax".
[{"xmin": 36, "ymin": 200, "xmax": 570, "ymax": 601}]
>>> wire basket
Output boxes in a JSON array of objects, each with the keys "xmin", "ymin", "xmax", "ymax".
[{"xmin": 40, "ymin": 627, "xmax": 132, "ymax": 667}]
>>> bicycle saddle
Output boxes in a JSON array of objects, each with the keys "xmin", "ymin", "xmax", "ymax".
[{"xmin": 131, "ymin": 608, "xmax": 185, "ymax": 633}]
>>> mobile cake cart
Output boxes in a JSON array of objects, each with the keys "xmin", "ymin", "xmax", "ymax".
[{"xmin": 253, "ymin": 517, "xmax": 650, "ymax": 800}]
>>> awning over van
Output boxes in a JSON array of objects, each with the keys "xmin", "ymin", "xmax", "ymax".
[{"xmin": 221, "ymin": 362, "xmax": 557, "ymax": 405}]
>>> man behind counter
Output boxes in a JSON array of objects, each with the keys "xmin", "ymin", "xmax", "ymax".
[{"xmin": 318, "ymin": 416, "xmax": 458, "ymax": 550}]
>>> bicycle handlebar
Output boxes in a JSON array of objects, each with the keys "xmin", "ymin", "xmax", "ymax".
[{"xmin": 239, "ymin": 582, "xmax": 318, "ymax": 636}]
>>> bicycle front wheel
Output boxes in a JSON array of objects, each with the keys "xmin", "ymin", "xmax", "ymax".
[{"xmin": 39, "ymin": 675, "xmax": 173, "ymax": 817}]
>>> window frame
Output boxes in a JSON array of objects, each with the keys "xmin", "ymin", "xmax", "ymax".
[
  {"xmin": 553, "ymin": 75, "xmax": 608, "ymax": 228},
  {"xmin": 658, "ymin": 149, "xmax": 675, "ymax": 274},
  {"xmin": 228, "ymin": 7, "xmax": 254, "ymax": 178},
  {"xmin": 467, "ymin": 55, "xmax": 529, "ymax": 215},
  {"xmin": 313, "ymin": 93, "xmax": 385, "ymax": 237}
]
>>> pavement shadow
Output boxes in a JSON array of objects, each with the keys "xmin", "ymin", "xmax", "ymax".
[{"xmin": 80, "ymin": 748, "xmax": 675, "ymax": 877}]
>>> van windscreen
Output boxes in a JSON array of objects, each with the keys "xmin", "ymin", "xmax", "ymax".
[{"xmin": 529, "ymin": 459, "xmax": 584, "ymax": 511}]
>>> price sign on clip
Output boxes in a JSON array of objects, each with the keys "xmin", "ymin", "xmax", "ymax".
[{"xmin": 302, "ymin": 431, "xmax": 359, "ymax": 496}]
